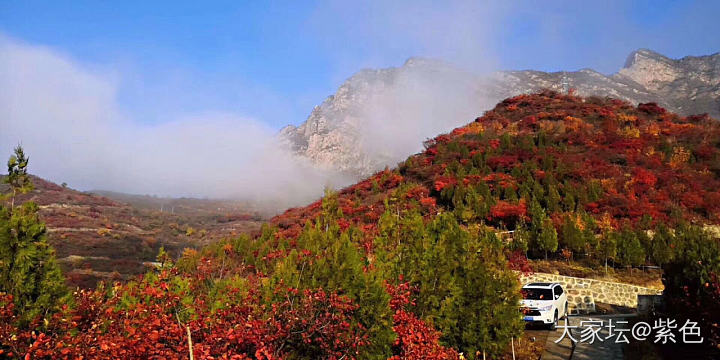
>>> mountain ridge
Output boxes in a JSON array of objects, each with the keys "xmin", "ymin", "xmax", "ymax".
[{"xmin": 281, "ymin": 49, "xmax": 720, "ymax": 178}]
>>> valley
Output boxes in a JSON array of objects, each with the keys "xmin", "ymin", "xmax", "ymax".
[{"xmin": 1, "ymin": 176, "xmax": 265, "ymax": 287}]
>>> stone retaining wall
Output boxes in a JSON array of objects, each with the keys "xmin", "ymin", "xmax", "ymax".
[{"xmin": 519, "ymin": 272, "xmax": 662, "ymax": 313}]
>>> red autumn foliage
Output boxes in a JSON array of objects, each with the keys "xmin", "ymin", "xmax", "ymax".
[
  {"xmin": 507, "ymin": 250, "xmax": 533, "ymax": 275},
  {"xmin": 1, "ymin": 273, "xmax": 368, "ymax": 360},
  {"xmin": 637, "ymin": 102, "xmax": 667, "ymax": 115},
  {"xmin": 433, "ymin": 177, "xmax": 457, "ymax": 192},
  {"xmin": 386, "ymin": 282, "xmax": 458, "ymax": 360},
  {"xmin": 489, "ymin": 200, "xmax": 527, "ymax": 223},
  {"xmin": 487, "ymin": 155, "xmax": 519, "ymax": 170},
  {"xmin": 270, "ymin": 90, "xmax": 720, "ymax": 246},
  {"xmin": 420, "ymin": 197, "xmax": 437, "ymax": 208}
]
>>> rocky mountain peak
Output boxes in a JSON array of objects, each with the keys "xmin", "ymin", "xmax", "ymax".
[
  {"xmin": 619, "ymin": 49, "xmax": 682, "ymax": 91},
  {"xmin": 280, "ymin": 49, "xmax": 720, "ymax": 179},
  {"xmin": 623, "ymin": 49, "xmax": 672, "ymax": 68}
]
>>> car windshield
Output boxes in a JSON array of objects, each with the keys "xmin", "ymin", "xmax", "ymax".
[{"xmin": 522, "ymin": 288, "xmax": 553, "ymax": 300}]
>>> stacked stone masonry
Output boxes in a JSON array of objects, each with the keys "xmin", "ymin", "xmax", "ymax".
[{"xmin": 519, "ymin": 272, "xmax": 663, "ymax": 314}]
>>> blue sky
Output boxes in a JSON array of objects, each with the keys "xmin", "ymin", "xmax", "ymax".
[
  {"xmin": 2, "ymin": 0, "xmax": 719, "ymax": 129},
  {"xmin": 1, "ymin": 1, "xmax": 719, "ymax": 199}
]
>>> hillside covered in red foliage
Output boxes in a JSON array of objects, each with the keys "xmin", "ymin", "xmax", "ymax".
[
  {"xmin": 3, "ymin": 91, "xmax": 720, "ymax": 359},
  {"xmin": 273, "ymin": 90, "xmax": 720, "ymax": 242}
]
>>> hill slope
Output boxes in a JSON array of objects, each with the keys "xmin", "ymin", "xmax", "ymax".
[
  {"xmin": 281, "ymin": 49, "xmax": 720, "ymax": 178},
  {"xmin": 275, "ymin": 90, "xmax": 720, "ymax": 239},
  {"xmin": 4, "ymin": 92, "xmax": 720, "ymax": 358},
  {"xmin": 2, "ymin": 177, "xmax": 264, "ymax": 287}
]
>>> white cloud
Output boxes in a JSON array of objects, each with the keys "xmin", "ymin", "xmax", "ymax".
[{"xmin": 0, "ymin": 36, "xmax": 349, "ymax": 210}]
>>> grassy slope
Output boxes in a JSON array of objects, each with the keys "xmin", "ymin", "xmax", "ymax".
[{"xmin": 2, "ymin": 176, "xmax": 264, "ymax": 287}]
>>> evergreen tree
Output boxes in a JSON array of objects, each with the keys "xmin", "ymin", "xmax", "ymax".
[
  {"xmin": 616, "ymin": 227, "xmax": 645, "ymax": 268},
  {"xmin": 0, "ymin": 146, "xmax": 68, "ymax": 326},
  {"xmin": 537, "ymin": 218, "xmax": 558, "ymax": 260},
  {"xmin": 598, "ymin": 232, "xmax": 618, "ymax": 273},
  {"xmin": 561, "ymin": 182, "xmax": 576, "ymax": 212},
  {"xmin": 393, "ymin": 213, "xmax": 522, "ymax": 358},
  {"xmin": 528, "ymin": 198, "xmax": 545, "ymax": 233},
  {"xmin": 662, "ymin": 225, "xmax": 720, "ymax": 346},
  {"xmin": 536, "ymin": 130, "xmax": 548, "ymax": 148},
  {"xmin": 586, "ymin": 180, "xmax": 603, "ymax": 202},
  {"xmin": 545, "ymin": 185, "xmax": 561, "ymax": 214},
  {"xmin": 376, "ymin": 211, "xmax": 525, "ymax": 358},
  {"xmin": 436, "ymin": 229, "xmax": 523, "ymax": 357},
  {"xmin": 650, "ymin": 224, "xmax": 674, "ymax": 266},
  {"xmin": 559, "ymin": 214, "xmax": 584, "ymax": 259},
  {"xmin": 511, "ymin": 219, "xmax": 530, "ymax": 254},
  {"xmin": 503, "ymin": 186, "xmax": 518, "ymax": 202},
  {"xmin": 270, "ymin": 195, "xmax": 393, "ymax": 359},
  {"xmin": 580, "ymin": 212, "xmax": 598, "ymax": 256},
  {"xmin": 3, "ymin": 145, "xmax": 33, "ymax": 209}
]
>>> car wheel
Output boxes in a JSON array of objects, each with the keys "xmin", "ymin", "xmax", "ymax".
[
  {"xmin": 549, "ymin": 310, "xmax": 558, "ymax": 330},
  {"xmin": 564, "ymin": 302, "xmax": 569, "ymax": 318}
]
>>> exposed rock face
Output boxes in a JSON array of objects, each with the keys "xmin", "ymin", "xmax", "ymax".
[
  {"xmin": 616, "ymin": 49, "xmax": 720, "ymax": 116},
  {"xmin": 279, "ymin": 58, "xmax": 488, "ymax": 176},
  {"xmin": 280, "ymin": 49, "xmax": 720, "ymax": 178}
]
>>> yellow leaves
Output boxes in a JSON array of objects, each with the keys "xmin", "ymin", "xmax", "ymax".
[
  {"xmin": 670, "ymin": 183, "xmax": 686, "ymax": 195},
  {"xmin": 464, "ymin": 121, "xmax": 484, "ymax": 134},
  {"xmin": 185, "ymin": 226, "xmax": 196, "ymax": 237},
  {"xmin": 618, "ymin": 126, "xmax": 640, "ymax": 138},
  {"xmin": 538, "ymin": 120, "xmax": 556, "ymax": 133},
  {"xmin": 97, "ymin": 228, "xmax": 111, "ymax": 237},
  {"xmin": 598, "ymin": 212, "xmax": 613, "ymax": 231},
  {"xmin": 563, "ymin": 116, "xmax": 584, "ymax": 132},
  {"xmin": 182, "ymin": 248, "xmax": 199, "ymax": 259},
  {"xmin": 506, "ymin": 122, "xmax": 520, "ymax": 136},
  {"xmin": 645, "ymin": 123, "xmax": 660, "ymax": 136},
  {"xmin": 618, "ymin": 114, "xmax": 638, "ymax": 123},
  {"xmin": 490, "ymin": 120, "xmax": 505, "ymax": 132},
  {"xmin": 600, "ymin": 178, "xmax": 615, "ymax": 191},
  {"xmin": 569, "ymin": 213, "xmax": 585, "ymax": 231},
  {"xmin": 670, "ymin": 146, "xmax": 691, "ymax": 168}
]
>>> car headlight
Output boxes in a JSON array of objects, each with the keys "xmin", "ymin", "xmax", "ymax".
[{"xmin": 539, "ymin": 304, "xmax": 553, "ymax": 311}]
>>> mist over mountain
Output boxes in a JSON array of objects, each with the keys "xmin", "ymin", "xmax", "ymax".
[
  {"xmin": 281, "ymin": 49, "xmax": 720, "ymax": 178},
  {"xmin": 2, "ymin": 34, "xmax": 718, "ymax": 209},
  {"xmin": 0, "ymin": 37, "xmax": 353, "ymax": 212}
]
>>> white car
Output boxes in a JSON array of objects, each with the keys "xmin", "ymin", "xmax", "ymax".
[{"xmin": 520, "ymin": 282, "xmax": 568, "ymax": 329}]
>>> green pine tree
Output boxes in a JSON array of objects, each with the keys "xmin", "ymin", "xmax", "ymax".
[
  {"xmin": 559, "ymin": 215, "xmax": 585, "ymax": 260},
  {"xmin": 269, "ymin": 195, "xmax": 393, "ymax": 359},
  {"xmin": 650, "ymin": 224, "xmax": 674, "ymax": 266},
  {"xmin": 390, "ymin": 213, "xmax": 522, "ymax": 358},
  {"xmin": 0, "ymin": 146, "xmax": 68, "ymax": 326},
  {"xmin": 537, "ymin": 218, "xmax": 558, "ymax": 260},
  {"xmin": 598, "ymin": 232, "xmax": 618, "ymax": 273},
  {"xmin": 616, "ymin": 227, "xmax": 645, "ymax": 268},
  {"xmin": 545, "ymin": 185, "xmax": 561, "ymax": 214},
  {"xmin": 3, "ymin": 145, "xmax": 33, "ymax": 209}
]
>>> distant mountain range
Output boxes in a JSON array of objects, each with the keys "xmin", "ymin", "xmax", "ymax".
[{"xmin": 280, "ymin": 49, "xmax": 720, "ymax": 178}]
